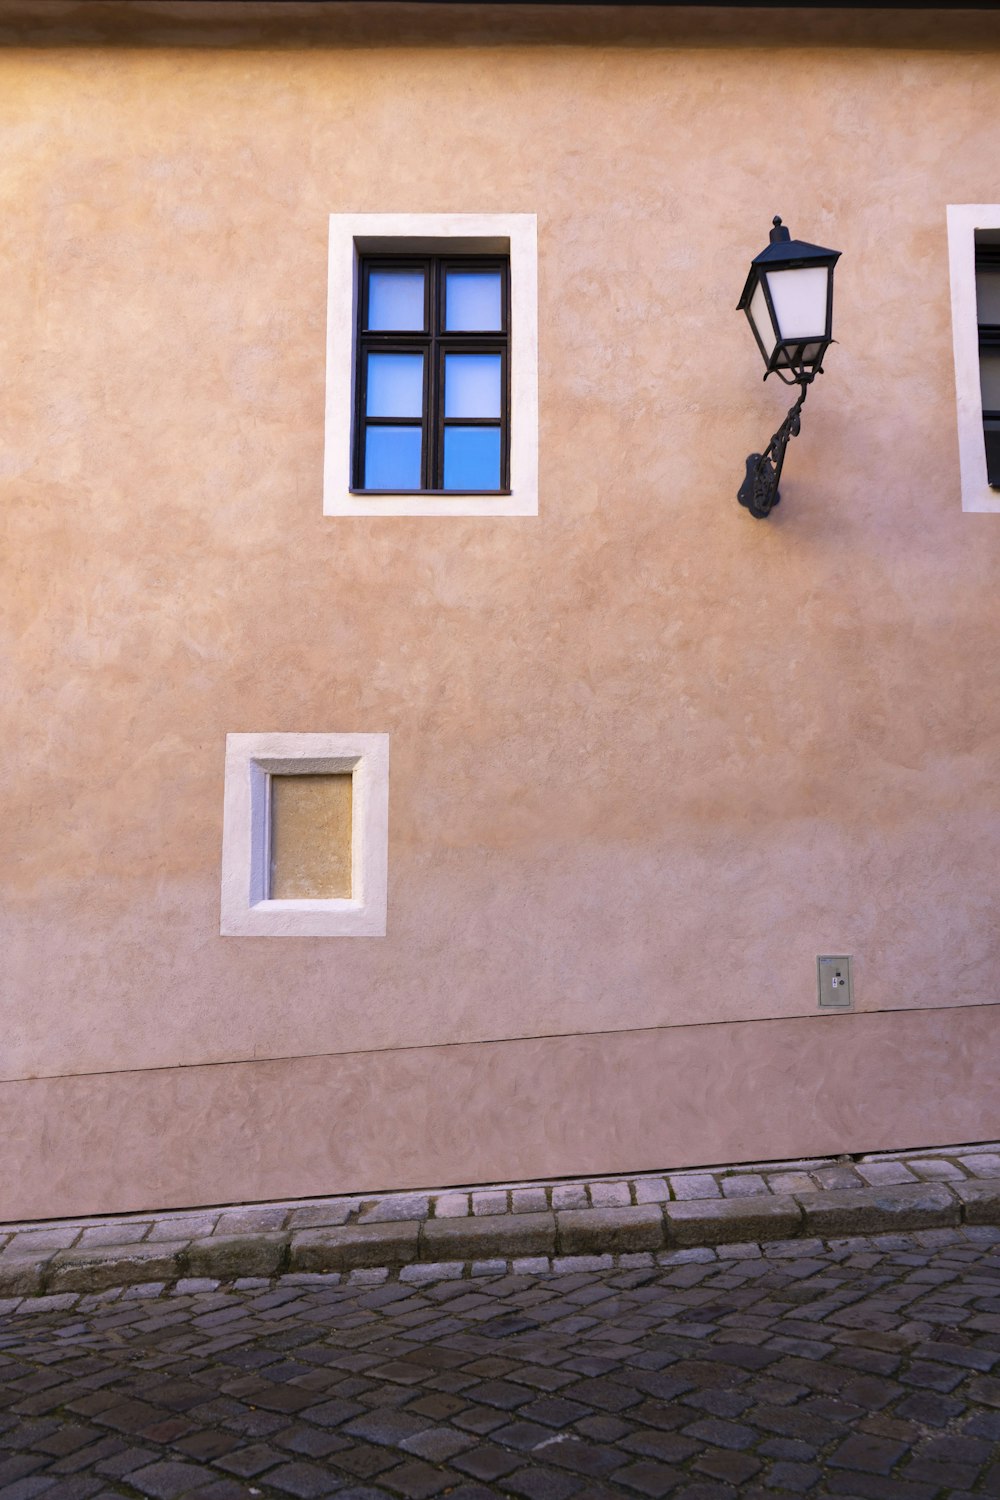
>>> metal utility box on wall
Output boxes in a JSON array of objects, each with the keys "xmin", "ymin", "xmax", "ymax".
[{"xmin": 818, "ymin": 956, "xmax": 854, "ymax": 1010}]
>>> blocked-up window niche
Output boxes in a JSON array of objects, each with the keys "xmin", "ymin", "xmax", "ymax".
[
  {"xmin": 221, "ymin": 734, "xmax": 388, "ymax": 937},
  {"xmin": 269, "ymin": 773, "xmax": 353, "ymax": 899}
]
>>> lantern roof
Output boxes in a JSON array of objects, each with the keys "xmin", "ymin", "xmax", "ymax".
[{"xmin": 737, "ymin": 219, "xmax": 841, "ymax": 311}]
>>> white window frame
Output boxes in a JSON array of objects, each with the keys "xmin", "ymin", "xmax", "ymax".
[
  {"xmin": 324, "ymin": 213, "xmax": 538, "ymax": 517},
  {"xmin": 947, "ymin": 204, "xmax": 1000, "ymax": 513},
  {"xmin": 221, "ymin": 733, "xmax": 389, "ymax": 937}
]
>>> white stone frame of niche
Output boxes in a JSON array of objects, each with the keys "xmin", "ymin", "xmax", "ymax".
[
  {"xmin": 324, "ymin": 213, "xmax": 538, "ymax": 517},
  {"xmin": 220, "ymin": 733, "xmax": 389, "ymax": 937},
  {"xmin": 947, "ymin": 204, "xmax": 1000, "ymax": 513}
]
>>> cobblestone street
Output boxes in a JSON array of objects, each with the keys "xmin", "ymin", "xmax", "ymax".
[{"xmin": 2, "ymin": 1229, "xmax": 1000, "ymax": 1500}]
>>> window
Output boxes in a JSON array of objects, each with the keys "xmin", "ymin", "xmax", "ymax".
[
  {"xmin": 325, "ymin": 214, "xmax": 538, "ymax": 517},
  {"xmin": 355, "ymin": 256, "xmax": 509, "ymax": 494},
  {"xmin": 220, "ymin": 733, "xmax": 389, "ymax": 938},
  {"xmin": 947, "ymin": 205, "xmax": 1000, "ymax": 511},
  {"xmin": 976, "ymin": 237, "xmax": 1000, "ymax": 487}
]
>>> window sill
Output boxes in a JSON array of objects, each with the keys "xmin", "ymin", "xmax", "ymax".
[
  {"xmin": 330, "ymin": 488, "xmax": 532, "ymax": 517},
  {"xmin": 349, "ymin": 489, "xmax": 513, "ymax": 498}
]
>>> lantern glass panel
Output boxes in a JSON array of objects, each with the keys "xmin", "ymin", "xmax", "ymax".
[
  {"xmin": 748, "ymin": 278, "xmax": 775, "ymax": 353},
  {"xmin": 765, "ymin": 266, "xmax": 829, "ymax": 341}
]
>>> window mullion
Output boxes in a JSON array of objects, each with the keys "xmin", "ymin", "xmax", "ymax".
[{"xmin": 427, "ymin": 262, "xmax": 440, "ymax": 491}]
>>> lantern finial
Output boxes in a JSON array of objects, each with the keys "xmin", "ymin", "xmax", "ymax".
[{"xmin": 770, "ymin": 216, "xmax": 790, "ymax": 244}]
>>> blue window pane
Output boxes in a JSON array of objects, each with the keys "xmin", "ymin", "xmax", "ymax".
[
  {"xmin": 444, "ymin": 354, "xmax": 501, "ymax": 419},
  {"xmin": 445, "ymin": 271, "xmax": 502, "ymax": 331},
  {"xmin": 443, "ymin": 427, "xmax": 501, "ymax": 490},
  {"xmin": 368, "ymin": 269, "xmax": 425, "ymax": 330},
  {"xmin": 366, "ymin": 352, "xmax": 424, "ymax": 417},
  {"xmin": 365, "ymin": 426, "xmax": 422, "ymax": 490}
]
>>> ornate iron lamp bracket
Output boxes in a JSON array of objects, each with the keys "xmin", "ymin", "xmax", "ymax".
[{"xmin": 737, "ymin": 377, "xmax": 812, "ymax": 519}]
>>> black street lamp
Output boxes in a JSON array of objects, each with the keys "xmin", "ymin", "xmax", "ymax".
[{"xmin": 736, "ymin": 217, "xmax": 841, "ymax": 518}]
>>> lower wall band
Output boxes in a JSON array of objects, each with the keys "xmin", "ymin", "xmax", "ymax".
[{"xmin": 2, "ymin": 1006, "xmax": 997, "ymax": 1222}]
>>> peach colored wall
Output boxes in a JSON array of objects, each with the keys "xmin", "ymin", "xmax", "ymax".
[{"xmin": 3, "ymin": 3, "xmax": 1000, "ymax": 1216}]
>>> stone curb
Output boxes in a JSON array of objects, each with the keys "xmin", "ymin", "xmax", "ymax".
[
  {"xmin": 2, "ymin": 1157, "xmax": 999, "ymax": 1301},
  {"xmin": 665, "ymin": 1194, "xmax": 801, "ymax": 1246},
  {"xmin": 796, "ymin": 1181, "xmax": 960, "ymax": 1237},
  {"xmin": 954, "ymin": 1177, "xmax": 1000, "ymax": 1222},
  {"xmin": 291, "ymin": 1219, "xmax": 420, "ymax": 1273},
  {"xmin": 46, "ymin": 1240, "xmax": 190, "ymax": 1296}
]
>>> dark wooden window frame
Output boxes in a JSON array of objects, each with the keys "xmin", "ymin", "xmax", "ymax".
[
  {"xmin": 977, "ymin": 241, "xmax": 1000, "ymax": 488},
  {"xmin": 353, "ymin": 254, "xmax": 511, "ymax": 494}
]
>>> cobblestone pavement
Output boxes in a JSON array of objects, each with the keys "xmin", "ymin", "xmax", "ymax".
[{"xmin": 2, "ymin": 1228, "xmax": 1000, "ymax": 1500}]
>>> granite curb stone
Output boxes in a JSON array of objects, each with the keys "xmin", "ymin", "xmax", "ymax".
[
  {"xmin": 0, "ymin": 1256, "xmax": 49, "ymax": 1297},
  {"xmin": 665, "ymin": 1193, "xmax": 802, "ymax": 1245},
  {"xmin": 3, "ymin": 1147, "xmax": 1000, "ymax": 1298},
  {"xmin": 556, "ymin": 1205, "xmax": 664, "ymax": 1254},
  {"xmin": 184, "ymin": 1231, "xmax": 288, "ymax": 1280},
  {"xmin": 46, "ymin": 1240, "xmax": 190, "ymax": 1294},
  {"xmin": 953, "ymin": 1176, "xmax": 1000, "ymax": 1222},
  {"xmin": 421, "ymin": 1211, "xmax": 555, "ymax": 1260},
  {"xmin": 290, "ymin": 1220, "xmax": 420, "ymax": 1271},
  {"xmin": 795, "ymin": 1181, "xmax": 960, "ymax": 1236}
]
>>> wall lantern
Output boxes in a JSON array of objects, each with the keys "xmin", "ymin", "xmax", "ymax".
[{"xmin": 736, "ymin": 217, "xmax": 841, "ymax": 518}]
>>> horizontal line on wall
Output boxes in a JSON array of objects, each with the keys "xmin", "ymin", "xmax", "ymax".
[{"xmin": 1, "ymin": 999, "xmax": 996, "ymax": 1088}]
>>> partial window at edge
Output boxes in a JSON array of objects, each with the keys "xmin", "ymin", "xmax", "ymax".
[{"xmin": 976, "ymin": 232, "xmax": 1000, "ymax": 487}]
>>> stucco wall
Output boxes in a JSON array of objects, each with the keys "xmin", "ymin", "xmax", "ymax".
[{"xmin": 3, "ymin": 3, "xmax": 1000, "ymax": 1217}]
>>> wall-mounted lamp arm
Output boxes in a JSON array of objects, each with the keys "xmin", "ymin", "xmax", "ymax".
[{"xmin": 737, "ymin": 376, "xmax": 811, "ymax": 519}]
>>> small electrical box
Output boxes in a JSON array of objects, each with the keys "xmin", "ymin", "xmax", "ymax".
[{"xmin": 817, "ymin": 955, "xmax": 853, "ymax": 1009}]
